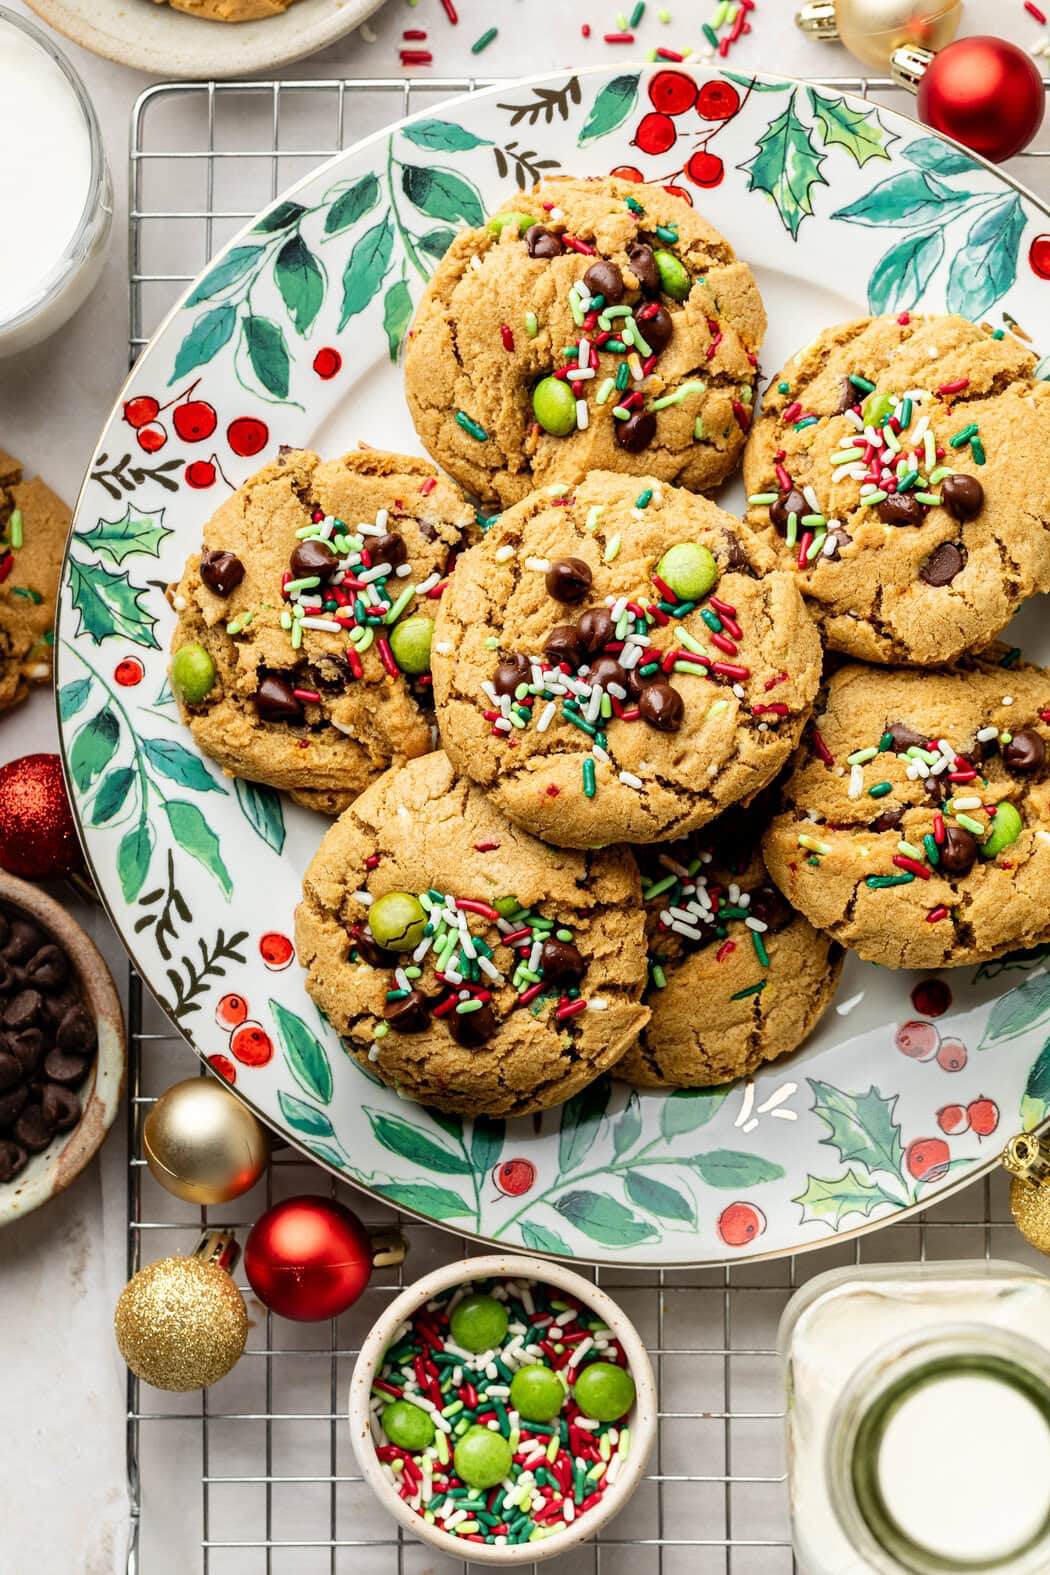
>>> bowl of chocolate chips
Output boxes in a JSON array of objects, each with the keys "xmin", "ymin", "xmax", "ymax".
[{"xmin": 0, "ymin": 871, "xmax": 124, "ymax": 1221}]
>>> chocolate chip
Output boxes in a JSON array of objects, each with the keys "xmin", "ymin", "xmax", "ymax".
[
  {"xmin": 540, "ymin": 939, "xmax": 586, "ymax": 986},
  {"xmin": 544, "ymin": 626, "xmax": 583, "ymax": 670},
  {"xmin": 0, "ymin": 1140, "xmax": 26, "ymax": 1183},
  {"xmin": 924, "ymin": 773, "xmax": 951, "ymax": 805},
  {"xmin": 525, "ymin": 224, "xmax": 562, "ymax": 259},
  {"xmin": 615, "ymin": 410, "xmax": 656, "ymax": 454},
  {"xmin": 255, "ymin": 675, "xmax": 304, "ymax": 724},
  {"xmin": 3, "ymin": 991, "xmax": 40, "ymax": 1031},
  {"xmin": 834, "ymin": 378, "xmax": 857, "ymax": 415},
  {"xmin": 312, "ymin": 652, "xmax": 355, "ymax": 692},
  {"xmin": 639, "ymin": 680, "xmax": 684, "ymax": 732},
  {"xmin": 576, "ymin": 607, "xmax": 615, "ymax": 655},
  {"xmin": 448, "ymin": 1002, "xmax": 497, "ymax": 1048},
  {"xmin": 383, "ymin": 989, "xmax": 431, "ymax": 1034},
  {"xmin": 15, "ymin": 1104, "xmax": 54, "ymax": 1154},
  {"xmin": 920, "ymin": 542, "xmax": 965, "ymax": 587},
  {"xmin": 627, "ymin": 242, "xmax": 659, "ymax": 292},
  {"xmin": 56, "ymin": 1005, "xmax": 96, "ymax": 1056},
  {"xmin": 199, "ymin": 549, "xmax": 246, "ymax": 597},
  {"xmin": 7, "ymin": 1030, "xmax": 44, "ymax": 1077},
  {"xmin": 3, "ymin": 920, "xmax": 43, "ymax": 966},
  {"xmin": 628, "ymin": 665, "xmax": 661, "ymax": 698},
  {"xmin": 942, "ymin": 473, "xmax": 984, "ymax": 521},
  {"xmin": 1003, "ymin": 729, "xmax": 1046, "ymax": 774},
  {"xmin": 289, "ymin": 538, "xmax": 337, "ymax": 581},
  {"xmin": 721, "ymin": 529, "xmax": 747, "ymax": 570},
  {"xmin": 545, "ymin": 557, "xmax": 593, "ymax": 604},
  {"xmin": 871, "ymin": 805, "xmax": 904, "ymax": 833},
  {"xmin": 886, "ymin": 722, "xmax": 929, "ymax": 753},
  {"xmin": 823, "ymin": 528, "xmax": 852, "ymax": 562},
  {"xmin": 0, "ymin": 1085, "xmax": 28, "ymax": 1127},
  {"xmin": 41, "ymin": 1083, "xmax": 81, "ymax": 1132},
  {"xmin": 939, "ymin": 824, "xmax": 979, "ymax": 876},
  {"xmin": 493, "ymin": 653, "xmax": 532, "ymax": 696},
  {"xmin": 43, "ymin": 1047, "xmax": 89, "ymax": 1087},
  {"xmin": 588, "ymin": 655, "xmax": 628, "ymax": 692},
  {"xmin": 0, "ymin": 1054, "xmax": 20, "ymax": 1093},
  {"xmin": 372, "ymin": 531, "xmax": 408, "ymax": 570},
  {"xmin": 640, "ymin": 305, "xmax": 673, "ymax": 353},
  {"xmin": 747, "ymin": 884, "xmax": 792, "ymax": 935},
  {"xmin": 352, "ymin": 930, "xmax": 397, "ymax": 968},
  {"xmin": 878, "ymin": 493, "xmax": 923, "ymax": 527},
  {"xmin": 25, "ymin": 945, "xmax": 68, "ymax": 991},
  {"xmin": 583, "ymin": 260, "xmax": 624, "ymax": 303},
  {"xmin": 769, "ymin": 489, "xmax": 808, "ymax": 535}
]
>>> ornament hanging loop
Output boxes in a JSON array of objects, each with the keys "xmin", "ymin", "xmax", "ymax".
[
  {"xmin": 369, "ymin": 1227, "xmax": 408, "ymax": 1269},
  {"xmin": 796, "ymin": 2, "xmax": 837, "ymax": 41},
  {"xmin": 1002, "ymin": 1133, "xmax": 1050, "ymax": 1189}
]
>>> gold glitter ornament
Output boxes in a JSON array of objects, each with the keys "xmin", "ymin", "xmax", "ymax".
[
  {"xmin": 143, "ymin": 1076, "xmax": 269, "ymax": 1205},
  {"xmin": 1003, "ymin": 1133, "xmax": 1050, "ymax": 1257},
  {"xmin": 114, "ymin": 1231, "xmax": 247, "ymax": 1391},
  {"xmin": 795, "ymin": 0, "xmax": 960, "ymax": 68}
]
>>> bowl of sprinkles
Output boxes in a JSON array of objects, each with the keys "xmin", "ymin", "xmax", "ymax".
[{"xmin": 349, "ymin": 1254, "xmax": 656, "ymax": 1562}]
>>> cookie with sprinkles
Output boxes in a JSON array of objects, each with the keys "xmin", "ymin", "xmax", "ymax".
[
  {"xmin": 169, "ymin": 448, "xmax": 474, "ymax": 814},
  {"xmin": 617, "ymin": 809, "xmax": 843, "ymax": 1089},
  {"xmin": 430, "ymin": 470, "xmax": 822, "ymax": 849},
  {"xmin": 295, "ymin": 750, "xmax": 649, "ymax": 1117},
  {"xmin": 762, "ymin": 652, "xmax": 1050, "ymax": 970},
  {"xmin": 404, "ymin": 175, "xmax": 766, "ymax": 509},
  {"xmin": 0, "ymin": 449, "xmax": 66, "ymax": 714},
  {"xmin": 743, "ymin": 313, "xmax": 1050, "ymax": 666}
]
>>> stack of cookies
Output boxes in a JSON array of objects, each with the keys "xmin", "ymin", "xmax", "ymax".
[{"xmin": 169, "ymin": 175, "xmax": 1050, "ymax": 1117}]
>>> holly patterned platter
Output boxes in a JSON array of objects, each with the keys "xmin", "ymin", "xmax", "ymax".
[{"xmin": 56, "ymin": 65, "xmax": 1050, "ymax": 1265}]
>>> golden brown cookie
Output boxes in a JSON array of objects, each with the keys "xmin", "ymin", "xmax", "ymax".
[
  {"xmin": 0, "ymin": 450, "xmax": 67, "ymax": 715},
  {"xmin": 763, "ymin": 653, "xmax": 1050, "ymax": 970},
  {"xmin": 743, "ymin": 314, "xmax": 1050, "ymax": 665},
  {"xmin": 431, "ymin": 471, "xmax": 822, "ymax": 849},
  {"xmin": 405, "ymin": 175, "xmax": 766, "ymax": 508},
  {"xmin": 170, "ymin": 448, "xmax": 473, "ymax": 815},
  {"xmin": 148, "ymin": 0, "xmax": 298, "ymax": 19},
  {"xmin": 295, "ymin": 751, "xmax": 649, "ymax": 1118}
]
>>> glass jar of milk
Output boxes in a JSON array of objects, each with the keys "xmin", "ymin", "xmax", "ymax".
[
  {"xmin": 780, "ymin": 1262, "xmax": 1050, "ymax": 1575},
  {"xmin": 0, "ymin": 7, "xmax": 112, "ymax": 357}
]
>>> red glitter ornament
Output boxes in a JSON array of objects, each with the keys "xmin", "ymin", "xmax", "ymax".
[
  {"xmin": 909, "ymin": 36, "xmax": 1045, "ymax": 163},
  {"xmin": 244, "ymin": 1196, "xmax": 378, "ymax": 1321},
  {"xmin": 0, "ymin": 753, "xmax": 83, "ymax": 881}
]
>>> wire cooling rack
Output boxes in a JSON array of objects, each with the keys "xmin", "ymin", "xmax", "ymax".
[{"xmin": 124, "ymin": 74, "xmax": 1050, "ymax": 1575}]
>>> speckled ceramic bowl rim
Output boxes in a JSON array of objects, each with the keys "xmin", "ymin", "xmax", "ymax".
[
  {"xmin": 348, "ymin": 1252, "xmax": 657, "ymax": 1565},
  {"xmin": 0, "ymin": 871, "xmax": 125, "ymax": 1223}
]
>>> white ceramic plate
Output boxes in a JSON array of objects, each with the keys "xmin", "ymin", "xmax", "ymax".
[{"xmin": 56, "ymin": 64, "xmax": 1050, "ymax": 1265}]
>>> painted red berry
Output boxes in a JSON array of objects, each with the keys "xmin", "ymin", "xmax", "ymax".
[
  {"xmin": 215, "ymin": 992, "xmax": 249, "ymax": 1030},
  {"xmin": 123, "ymin": 395, "xmax": 160, "ymax": 429},
  {"xmin": 208, "ymin": 1054, "xmax": 237, "ymax": 1085},
  {"xmin": 173, "ymin": 399, "xmax": 218, "ymax": 443},
  {"xmin": 493, "ymin": 1158, "xmax": 537, "ymax": 1197},
  {"xmin": 1029, "ymin": 234, "xmax": 1050, "ymax": 279},
  {"xmin": 611, "ymin": 163, "xmax": 644, "ymax": 182},
  {"xmin": 697, "ymin": 80, "xmax": 741, "ymax": 120},
  {"xmin": 937, "ymin": 1104, "xmax": 968, "ymax": 1135},
  {"xmin": 685, "ymin": 150, "xmax": 725, "ymax": 188},
  {"xmin": 259, "ymin": 932, "xmax": 294, "ymax": 971},
  {"xmin": 966, "ymin": 1097, "xmax": 999, "ymax": 1138},
  {"xmin": 936, "ymin": 1037, "xmax": 968, "ymax": 1073},
  {"xmin": 905, "ymin": 1137, "xmax": 950, "ymax": 1183},
  {"xmin": 894, "ymin": 1020, "xmax": 940, "ymax": 1060},
  {"xmin": 113, "ymin": 657, "xmax": 144, "ymax": 688},
  {"xmin": 633, "ymin": 112, "xmax": 678, "ymax": 157},
  {"xmin": 312, "ymin": 347, "xmax": 342, "ymax": 380},
  {"xmin": 911, "ymin": 978, "xmax": 951, "ymax": 1018},
  {"xmin": 648, "ymin": 69, "xmax": 698, "ymax": 116},
  {"xmin": 663, "ymin": 183, "xmax": 694, "ymax": 206},
  {"xmin": 230, "ymin": 1021, "xmax": 274, "ymax": 1067},
  {"xmin": 227, "ymin": 416, "xmax": 269, "ymax": 458},
  {"xmin": 185, "ymin": 460, "xmax": 216, "ymax": 489},
  {"xmin": 136, "ymin": 422, "xmax": 167, "ymax": 453},
  {"xmin": 717, "ymin": 1201, "xmax": 767, "ymax": 1247}
]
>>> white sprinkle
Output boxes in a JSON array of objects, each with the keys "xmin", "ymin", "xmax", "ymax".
[
  {"xmin": 495, "ymin": 543, "xmax": 515, "ymax": 563},
  {"xmin": 172, "ymin": 593, "xmax": 187, "ymax": 611},
  {"xmin": 757, "ymin": 1081, "xmax": 797, "ymax": 1113},
  {"xmin": 848, "ymin": 764, "xmax": 864, "ymax": 799},
  {"xmin": 352, "ymin": 890, "xmax": 373, "ymax": 906},
  {"xmin": 770, "ymin": 1108, "xmax": 798, "ymax": 1121},
  {"xmin": 525, "ymin": 556, "xmax": 550, "ymax": 572},
  {"xmin": 977, "ymin": 725, "xmax": 999, "ymax": 741},
  {"xmin": 470, "ymin": 255, "xmax": 483, "ymax": 272},
  {"xmin": 536, "ymin": 701, "xmax": 556, "ymax": 733},
  {"xmin": 587, "ymin": 997, "xmax": 608, "ymax": 1010},
  {"xmin": 836, "ymin": 991, "xmax": 865, "ymax": 1016},
  {"xmin": 576, "ymin": 398, "xmax": 589, "ymax": 430},
  {"xmin": 578, "ymin": 338, "xmax": 590, "ymax": 369},
  {"xmin": 734, "ymin": 1080, "xmax": 756, "ymax": 1128},
  {"xmin": 434, "ymin": 640, "xmax": 452, "ymax": 656},
  {"xmin": 1002, "ymin": 695, "xmax": 1014, "ymax": 707},
  {"xmin": 745, "ymin": 916, "xmax": 768, "ymax": 933},
  {"xmin": 951, "ymin": 795, "xmax": 982, "ymax": 811},
  {"xmin": 368, "ymin": 1043, "xmax": 382, "ymax": 1061},
  {"xmin": 802, "ymin": 484, "xmax": 820, "ymax": 512},
  {"xmin": 742, "ymin": 1117, "xmax": 759, "ymax": 1134},
  {"xmin": 298, "ymin": 616, "xmax": 342, "ymax": 631}
]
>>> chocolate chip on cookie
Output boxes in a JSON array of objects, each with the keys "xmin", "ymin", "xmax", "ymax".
[
  {"xmin": 545, "ymin": 557, "xmax": 592, "ymax": 604},
  {"xmin": 920, "ymin": 542, "xmax": 965, "ymax": 586},
  {"xmin": 200, "ymin": 549, "xmax": 245, "ymax": 596}
]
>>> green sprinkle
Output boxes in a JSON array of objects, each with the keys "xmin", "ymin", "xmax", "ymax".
[
  {"xmin": 898, "ymin": 840, "xmax": 924, "ymax": 860},
  {"xmin": 286, "ymin": 575, "xmax": 320, "ymax": 594},
  {"xmin": 929, "ymin": 466, "xmax": 951, "ymax": 484},
  {"xmin": 383, "ymin": 585, "xmax": 416, "ymax": 625},
  {"xmin": 912, "ymin": 492, "xmax": 941, "ymax": 506},
  {"xmin": 730, "ymin": 981, "xmax": 767, "ymax": 1000},
  {"xmin": 794, "ymin": 416, "xmax": 819, "ymax": 431},
  {"xmin": 471, "ymin": 24, "xmax": 497, "ymax": 51},
  {"xmin": 279, "ymin": 609, "xmax": 292, "ymax": 630},
  {"xmin": 615, "ymin": 362, "xmax": 630, "ymax": 391},
  {"xmin": 798, "ymin": 834, "xmax": 832, "ymax": 855},
  {"xmin": 751, "ymin": 930, "xmax": 769, "ymax": 967},
  {"xmin": 585, "ymin": 505, "xmax": 604, "ymax": 532},
  {"xmin": 693, "ymin": 416, "xmax": 705, "ymax": 440},
  {"xmin": 861, "ymin": 490, "xmax": 888, "ymax": 506},
  {"xmin": 993, "ymin": 328, "xmax": 1005, "ymax": 340},
  {"xmin": 290, "ymin": 621, "xmax": 303, "ymax": 651},
  {"xmin": 748, "ymin": 492, "xmax": 778, "ymax": 506},
  {"xmin": 898, "ymin": 398, "xmax": 912, "ymax": 429},
  {"xmin": 596, "ymin": 377, "xmax": 615, "ymax": 405},
  {"xmin": 649, "ymin": 379, "xmax": 706, "ymax": 411},
  {"xmin": 949, "ymin": 423, "xmax": 978, "ymax": 449},
  {"xmin": 866, "ymin": 873, "xmax": 914, "ymax": 888},
  {"xmin": 625, "ymin": 195, "xmax": 645, "ymax": 218},
  {"xmin": 654, "ymin": 224, "xmax": 678, "ymax": 244},
  {"xmin": 650, "ymin": 963, "xmax": 667, "ymax": 989},
  {"xmin": 777, "ymin": 381, "xmax": 790, "ymax": 394},
  {"xmin": 674, "ymin": 624, "xmax": 707, "ymax": 656},
  {"xmin": 923, "ymin": 834, "xmax": 940, "ymax": 866},
  {"xmin": 971, "ymin": 437, "xmax": 986, "ymax": 466},
  {"xmin": 629, "ymin": 0, "xmax": 645, "ymax": 22},
  {"xmin": 455, "ymin": 410, "xmax": 488, "ymax": 442},
  {"xmin": 800, "ymin": 513, "xmax": 826, "ymax": 528},
  {"xmin": 373, "ymin": 1021, "xmax": 389, "ymax": 1038},
  {"xmin": 868, "ymin": 782, "xmax": 893, "ymax": 798},
  {"xmin": 635, "ymin": 488, "xmax": 653, "ymax": 509},
  {"xmin": 8, "ymin": 510, "xmax": 22, "ymax": 550},
  {"xmin": 849, "ymin": 375, "xmax": 875, "ymax": 393},
  {"xmin": 955, "ymin": 812, "xmax": 985, "ymax": 835},
  {"xmin": 604, "ymin": 534, "xmax": 621, "ymax": 562},
  {"xmin": 524, "ymin": 311, "xmax": 538, "ymax": 338},
  {"xmin": 896, "ymin": 469, "xmax": 919, "ymax": 492},
  {"xmin": 702, "ymin": 20, "xmax": 719, "ymax": 45},
  {"xmin": 605, "ymin": 339, "xmax": 628, "ymax": 354},
  {"xmin": 848, "ymin": 746, "xmax": 877, "ymax": 765},
  {"xmin": 700, "ymin": 608, "xmax": 723, "ymax": 633},
  {"xmin": 785, "ymin": 512, "xmax": 798, "ymax": 547}
]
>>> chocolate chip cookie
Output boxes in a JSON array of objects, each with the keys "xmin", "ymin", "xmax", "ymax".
[
  {"xmin": 147, "ymin": 0, "xmax": 299, "ymax": 19},
  {"xmin": 0, "ymin": 449, "xmax": 67, "ymax": 715}
]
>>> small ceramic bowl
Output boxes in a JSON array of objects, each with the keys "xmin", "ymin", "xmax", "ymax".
[
  {"xmin": 349, "ymin": 1252, "xmax": 657, "ymax": 1566},
  {"xmin": 0, "ymin": 871, "xmax": 125, "ymax": 1224}
]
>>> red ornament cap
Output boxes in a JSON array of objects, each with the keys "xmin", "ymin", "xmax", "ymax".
[{"xmin": 0, "ymin": 753, "xmax": 83, "ymax": 881}]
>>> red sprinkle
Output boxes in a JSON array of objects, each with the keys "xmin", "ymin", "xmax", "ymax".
[
  {"xmin": 500, "ymin": 323, "xmax": 515, "ymax": 352},
  {"xmin": 400, "ymin": 50, "xmax": 433, "ymax": 64},
  {"xmin": 716, "ymin": 940, "xmax": 736, "ymax": 962},
  {"xmin": 439, "ymin": 0, "xmax": 457, "ymax": 19},
  {"xmin": 377, "ymin": 636, "xmax": 399, "ymax": 677},
  {"xmin": 706, "ymin": 331, "xmax": 724, "ymax": 360},
  {"xmin": 926, "ymin": 905, "xmax": 950, "ymax": 923},
  {"xmin": 517, "ymin": 981, "xmax": 545, "ymax": 1007},
  {"xmin": 604, "ymin": 31, "xmax": 635, "ymax": 41},
  {"xmin": 811, "ymin": 727, "xmax": 834, "ymax": 766},
  {"xmin": 582, "ymin": 22, "xmax": 591, "ymax": 36},
  {"xmin": 474, "ymin": 841, "xmax": 501, "ymax": 852},
  {"xmin": 562, "ymin": 234, "xmax": 597, "ymax": 256},
  {"xmin": 403, "ymin": 27, "xmax": 427, "ymax": 38},
  {"xmin": 797, "ymin": 530, "xmax": 813, "ymax": 570},
  {"xmin": 937, "ymin": 378, "xmax": 969, "ymax": 397},
  {"xmin": 432, "ymin": 994, "xmax": 457, "ymax": 1018},
  {"xmin": 655, "ymin": 47, "xmax": 685, "ymax": 60},
  {"xmin": 346, "ymin": 645, "xmax": 363, "ymax": 679},
  {"xmin": 732, "ymin": 400, "xmax": 752, "ymax": 432},
  {"xmin": 0, "ymin": 554, "xmax": 12, "ymax": 585},
  {"xmin": 292, "ymin": 688, "xmax": 321, "ymax": 703},
  {"xmin": 764, "ymin": 672, "xmax": 787, "ymax": 690},
  {"xmin": 894, "ymin": 854, "xmax": 931, "ymax": 880},
  {"xmin": 1027, "ymin": 1, "xmax": 1047, "ymax": 22},
  {"xmin": 716, "ymin": 609, "xmax": 743, "ymax": 639},
  {"xmin": 933, "ymin": 812, "xmax": 945, "ymax": 845},
  {"xmin": 897, "ymin": 312, "xmax": 911, "ymax": 325},
  {"xmin": 457, "ymin": 898, "xmax": 500, "ymax": 921},
  {"xmin": 556, "ymin": 998, "xmax": 589, "ymax": 1021},
  {"xmin": 711, "ymin": 661, "xmax": 750, "ymax": 679},
  {"xmin": 782, "ymin": 401, "xmax": 802, "ymax": 424},
  {"xmin": 419, "ymin": 476, "xmax": 437, "ymax": 495},
  {"xmin": 775, "ymin": 463, "xmax": 793, "ymax": 491},
  {"xmin": 752, "ymin": 702, "xmax": 789, "ymax": 717},
  {"xmin": 710, "ymin": 632, "xmax": 739, "ymax": 656},
  {"xmin": 365, "ymin": 853, "xmax": 381, "ymax": 870}
]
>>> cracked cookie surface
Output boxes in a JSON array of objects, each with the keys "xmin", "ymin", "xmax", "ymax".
[
  {"xmin": 405, "ymin": 175, "xmax": 766, "ymax": 508},
  {"xmin": 743, "ymin": 314, "xmax": 1050, "ymax": 665},
  {"xmin": 763, "ymin": 654, "xmax": 1050, "ymax": 969},
  {"xmin": 431, "ymin": 470, "xmax": 822, "ymax": 848},
  {"xmin": 0, "ymin": 449, "xmax": 66, "ymax": 715},
  {"xmin": 295, "ymin": 750, "xmax": 649, "ymax": 1117}
]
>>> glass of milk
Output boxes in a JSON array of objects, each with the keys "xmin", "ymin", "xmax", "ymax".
[
  {"xmin": 780, "ymin": 1261, "xmax": 1050, "ymax": 1575},
  {"xmin": 0, "ymin": 7, "xmax": 112, "ymax": 357}
]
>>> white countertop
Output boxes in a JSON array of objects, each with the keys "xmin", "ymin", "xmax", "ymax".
[{"xmin": 0, "ymin": 2, "xmax": 1045, "ymax": 1570}]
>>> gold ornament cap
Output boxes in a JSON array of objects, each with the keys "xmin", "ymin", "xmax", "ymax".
[
  {"xmin": 114, "ymin": 1232, "xmax": 247, "ymax": 1392},
  {"xmin": 143, "ymin": 1076, "xmax": 269, "ymax": 1205},
  {"xmin": 796, "ymin": 2, "xmax": 837, "ymax": 41},
  {"xmin": 369, "ymin": 1227, "xmax": 408, "ymax": 1269},
  {"xmin": 891, "ymin": 42, "xmax": 934, "ymax": 92},
  {"xmin": 1003, "ymin": 1134, "xmax": 1050, "ymax": 1257}
]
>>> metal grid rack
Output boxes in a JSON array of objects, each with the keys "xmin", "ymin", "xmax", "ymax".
[{"xmin": 124, "ymin": 75, "xmax": 1050, "ymax": 1575}]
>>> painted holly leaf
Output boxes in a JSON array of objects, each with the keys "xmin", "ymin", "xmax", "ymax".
[
  {"xmin": 795, "ymin": 1168, "xmax": 900, "ymax": 1230},
  {"xmin": 118, "ymin": 815, "xmax": 154, "ymax": 902},
  {"xmin": 163, "ymin": 799, "xmax": 233, "ymax": 897},
  {"xmin": 660, "ymin": 1085, "xmax": 728, "ymax": 1142},
  {"xmin": 946, "ymin": 193, "xmax": 1026, "ymax": 320},
  {"xmin": 186, "ymin": 246, "xmax": 263, "ymax": 306},
  {"xmin": 554, "ymin": 1189, "xmax": 657, "ymax": 1247},
  {"xmin": 741, "ymin": 92, "xmax": 828, "ymax": 240},
  {"xmin": 980, "ymin": 972, "xmax": 1050, "ymax": 1049},
  {"xmin": 374, "ymin": 1180, "xmax": 473, "ymax": 1219},
  {"xmin": 365, "ymin": 1107, "xmax": 473, "ymax": 1174},
  {"xmin": 277, "ymin": 1089, "xmax": 338, "ymax": 1141},
  {"xmin": 868, "ymin": 229, "xmax": 944, "ymax": 315},
  {"xmin": 70, "ymin": 706, "xmax": 120, "ymax": 791},
  {"xmin": 253, "ymin": 200, "xmax": 308, "ymax": 234},
  {"xmin": 690, "ymin": 1150, "xmax": 784, "ymax": 1188},
  {"xmin": 470, "ymin": 1118, "xmax": 505, "ymax": 1174},
  {"xmin": 613, "ymin": 1090, "xmax": 643, "ymax": 1158},
  {"xmin": 382, "ymin": 278, "xmax": 413, "ymax": 363},
  {"xmin": 519, "ymin": 1221, "xmax": 572, "ymax": 1256},
  {"xmin": 401, "ymin": 164, "xmax": 484, "ymax": 227},
  {"xmin": 89, "ymin": 767, "xmax": 135, "ymax": 825},
  {"xmin": 419, "ymin": 227, "xmax": 457, "ymax": 261},
  {"xmin": 903, "ymin": 136, "xmax": 978, "ymax": 177},
  {"xmin": 244, "ymin": 315, "xmax": 290, "ymax": 400},
  {"xmin": 144, "ymin": 737, "xmax": 227, "ymax": 794},
  {"xmin": 67, "ymin": 556, "xmax": 159, "ymax": 649},
  {"xmin": 234, "ymin": 778, "xmax": 286, "ymax": 855},
  {"xmin": 275, "ymin": 234, "xmax": 325, "ymax": 335},
  {"xmin": 578, "ymin": 74, "xmax": 640, "ymax": 145},
  {"xmin": 404, "ymin": 119, "xmax": 493, "ymax": 153},
  {"xmin": 323, "ymin": 173, "xmax": 380, "ymax": 236},
  {"xmin": 58, "ymin": 677, "xmax": 92, "ymax": 722},
  {"xmin": 169, "ymin": 304, "xmax": 237, "ymax": 383},
  {"xmin": 308, "ymin": 1141, "xmax": 347, "ymax": 1170},
  {"xmin": 271, "ymin": 998, "xmax": 333, "ymax": 1104},
  {"xmin": 725, "ymin": 71, "xmax": 793, "ymax": 93},
  {"xmin": 558, "ymin": 1078, "xmax": 610, "ymax": 1173},
  {"xmin": 808, "ymin": 90, "xmax": 894, "ymax": 167},
  {"xmin": 77, "ymin": 503, "xmax": 172, "ymax": 566},
  {"xmin": 339, "ymin": 217, "xmax": 394, "ymax": 330},
  {"xmin": 625, "ymin": 1170, "xmax": 695, "ymax": 1225},
  {"xmin": 809, "ymin": 1080, "xmax": 904, "ymax": 1181},
  {"xmin": 832, "ymin": 170, "xmax": 974, "ymax": 229},
  {"xmin": 1021, "ymin": 1038, "xmax": 1050, "ymax": 1128}
]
